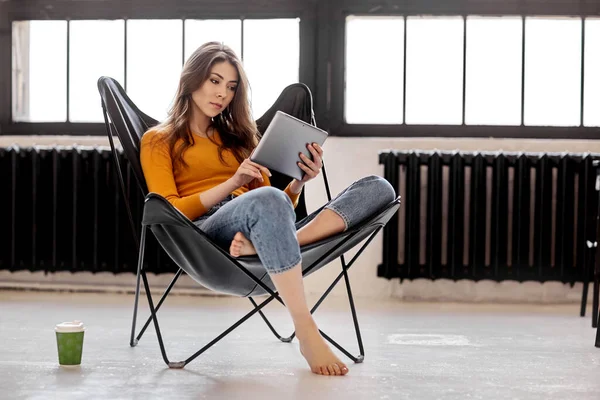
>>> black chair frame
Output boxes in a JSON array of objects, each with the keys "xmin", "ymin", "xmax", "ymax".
[
  {"xmin": 136, "ymin": 194, "xmax": 398, "ymax": 368},
  {"xmin": 577, "ymin": 161, "xmax": 600, "ymax": 346}
]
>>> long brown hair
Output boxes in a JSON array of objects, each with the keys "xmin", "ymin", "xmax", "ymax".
[{"xmin": 152, "ymin": 42, "xmax": 257, "ymax": 171}]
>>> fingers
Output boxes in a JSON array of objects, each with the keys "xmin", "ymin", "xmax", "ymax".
[
  {"xmin": 297, "ymin": 160, "xmax": 318, "ymax": 179},
  {"xmin": 299, "ymin": 153, "xmax": 317, "ymax": 170},
  {"xmin": 240, "ymin": 165, "xmax": 264, "ymax": 181},
  {"xmin": 296, "ymin": 143, "xmax": 324, "ymax": 183},
  {"xmin": 244, "ymin": 159, "xmax": 271, "ymax": 177},
  {"xmin": 299, "ymin": 143, "xmax": 322, "ymax": 168},
  {"xmin": 303, "ymin": 143, "xmax": 323, "ymax": 167},
  {"xmin": 311, "ymin": 142, "xmax": 323, "ymax": 157}
]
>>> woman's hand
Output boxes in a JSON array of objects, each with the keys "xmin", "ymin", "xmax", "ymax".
[
  {"xmin": 229, "ymin": 158, "xmax": 271, "ymax": 188},
  {"xmin": 297, "ymin": 142, "xmax": 323, "ymax": 183}
]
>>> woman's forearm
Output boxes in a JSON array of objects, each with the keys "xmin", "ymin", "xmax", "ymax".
[{"xmin": 199, "ymin": 178, "xmax": 240, "ymax": 210}]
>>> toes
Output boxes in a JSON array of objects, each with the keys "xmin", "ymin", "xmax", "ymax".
[
  {"xmin": 339, "ymin": 363, "xmax": 349, "ymax": 375},
  {"xmin": 320, "ymin": 366, "xmax": 330, "ymax": 376},
  {"xmin": 332, "ymin": 364, "xmax": 342, "ymax": 376},
  {"xmin": 327, "ymin": 365, "xmax": 336, "ymax": 376},
  {"xmin": 234, "ymin": 232, "xmax": 246, "ymax": 242},
  {"xmin": 230, "ymin": 243, "xmax": 241, "ymax": 257}
]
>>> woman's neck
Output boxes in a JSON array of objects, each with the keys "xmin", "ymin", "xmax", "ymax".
[{"xmin": 189, "ymin": 108, "xmax": 211, "ymax": 137}]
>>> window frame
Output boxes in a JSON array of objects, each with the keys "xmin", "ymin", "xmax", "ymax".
[
  {"xmin": 0, "ymin": 0, "xmax": 317, "ymax": 136},
  {"xmin": 1, "ymin": 0, "xmax": 599, "ymax": 139},
  {"xmin": 321, "ymin": 0, "xmax": 600, "ymax": 139}
]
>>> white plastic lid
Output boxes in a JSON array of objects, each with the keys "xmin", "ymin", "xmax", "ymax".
[{"xmin": 55, "ymin": 320, "xmax": 85, "ymax": 333}]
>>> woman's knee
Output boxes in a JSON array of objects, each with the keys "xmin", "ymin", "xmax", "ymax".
[
  {"xmin": 360, "ymin": 175, "xmax": 396, "ymax": 204},
  {"xmin": 248, "ymin": 187, "xmax": 294, "ymax": 216}
]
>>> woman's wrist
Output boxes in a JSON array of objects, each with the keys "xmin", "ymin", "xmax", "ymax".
[
  {"xmin": 226, "ymin": 177, "xmax": 241, "ymax": 191},
  {"xmin": 289, "ymin": 179, "xmax": 304, "ymax": 194}
]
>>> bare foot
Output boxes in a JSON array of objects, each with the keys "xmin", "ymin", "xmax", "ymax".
[
  {"xmin": 297, "ymin": 321, "xmax": 349, "ymax": 376},
  {"xmin": 229, "ymin": 232, "xmax": 257, "ymax": 257}
]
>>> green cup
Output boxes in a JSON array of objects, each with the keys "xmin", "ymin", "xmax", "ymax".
[{"xmin": 55, "ymin": 321, "xmax": 85, "ymax": 366}]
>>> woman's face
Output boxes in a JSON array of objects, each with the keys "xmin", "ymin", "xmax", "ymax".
[{"xmin": 191, "ymin": 61, "xmax": 239, "ymax": 119}]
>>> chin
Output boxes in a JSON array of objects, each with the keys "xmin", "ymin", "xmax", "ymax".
[{"xmin": 203, "ymin": 109, "xmax": 221, "ymax": 119}]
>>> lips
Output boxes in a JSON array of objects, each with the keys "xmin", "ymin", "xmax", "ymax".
[{"xmin": 210, "ymin": 102, "xmax": 223, "ymax": 110}]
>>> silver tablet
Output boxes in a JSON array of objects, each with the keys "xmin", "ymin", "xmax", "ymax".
[{"xmin": 251, "ymin": 111, "xmax": 328, "ymax": 181}]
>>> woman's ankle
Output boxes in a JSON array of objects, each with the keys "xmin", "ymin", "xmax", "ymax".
[{"xmin": 294, "ymin": 315, "xmax": 318, "ymax": 338}]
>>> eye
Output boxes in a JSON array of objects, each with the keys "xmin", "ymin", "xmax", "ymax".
[
  {"xmin": 210, "ymin": 79, "xmax": 219, "ymax": 84},
  {"xmin": 228, "ymin": 86, "xmax": 237, "ymax": 92}
]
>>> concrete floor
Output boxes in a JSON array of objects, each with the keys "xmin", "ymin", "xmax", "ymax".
[{"xmin": 0, "ymin": 290, "xmax": 599, "ymax": 400}]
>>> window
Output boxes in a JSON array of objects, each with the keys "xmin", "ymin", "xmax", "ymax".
[
  {"xmin": 70, "ymin": 20, "xmax": 124, "ymax": 122},
  {"xmin": 12, "ymin": 21, "xmax": 67, "ymax": 122},
  {"xmin": 405, "ymin": 17, "xmax": 464, "ymax": 125},
  {"xmin": 345, "ymin": 16, "xmax": 466, "ymax": 125},
  {"xmin": 342, "ymin": 13, "xmax": 600, "ymax": 132},
  {"xmin": 10, "ymin": 18, "xmax": 300, "ymax": 124},
  {"xmin": 243, "ymin": 19, "xmax": 300, "ymax": 119},
  {"xmin": 5, "ymin": 1, "xmax": 600, "ymax": 139},
  {"xmin": 184, "ymin": 20, "xmax": 242, "ymax": 61},
  {"xmin": 524, "ymin": 17, "xmax": 581, "ymax": 127},
  {"xmin": 465, "ymin": 17, "xmax": 522, "ymax": 126},
  {"xmin": 345, "ymin": 16, "xmax": 404, "ymax": 124},
  {"xmin": 127, "ymin": 20, "xmax": 183, "ymax": 121},
  {"xmin": 584, "ymin": 18, "xmax": 600, "ymax": 127}
]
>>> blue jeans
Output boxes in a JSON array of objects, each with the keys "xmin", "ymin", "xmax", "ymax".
[{"xmin": 194, "ymin": 175, "xmax": 396, "ymax": 274}]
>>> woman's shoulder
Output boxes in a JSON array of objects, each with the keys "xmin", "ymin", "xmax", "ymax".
[{"xmin": 141, "ymin": 126, "xmax": 169, "ymax": 146}]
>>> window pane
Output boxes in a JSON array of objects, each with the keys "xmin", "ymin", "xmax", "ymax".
[
  {"xmin": 524, "ymin": 17, "xmax": 581, "ymax": 126},
  {"xmin": 70, "ymin": 20, "xmax": 124, "ymax": 122},
  {"xmin": 127, "ymin": 20, "xmax": 183, "ymax": 121},
  {"xmin": 584, "ymin": 18, "xmax": 600, "ymax": 127},
  {"xmin": 12, "ymin": 21, "xmax": 67, "ymax": 122},
  {"xmin": 345, "ymin": 16, "xmax": 403, "ymax": 124},
  {"xmin": 465, "ymin": 17, "xmax": 522, "ymax": 125},
  {"xmin": 406, "ymin": 17, "xmax": 464, "ymax": 125},
  {"xmin": 243, "ymin": 19, "xmax": 299, "ymax": 119},
  {"xmin": 184, "ymin": 20, "xmax": 242, "ymax": 62}
]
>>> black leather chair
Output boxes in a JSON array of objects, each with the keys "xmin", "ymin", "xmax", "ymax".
[{"xmin": 97, "ymin": 76, "xmax": 401, "ymax": 368}]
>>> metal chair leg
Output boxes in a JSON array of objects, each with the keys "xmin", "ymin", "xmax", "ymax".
[
  {"xmin": 581, "ymin": 242, "xmax": 594, "ymax": 317},
  {"xmin": 593, "ymin": 277, "xmax": 599, "ymax": 328},
  {"xmin": 134, "ymin": 268, "xmax": 184, "ymax": 343},
  {"xmin": 129, "ymin": 226, "xmax": 145, "ymax": 347},
  {"xmin": 596, "ymin": 307, "xmax": 600, "ymax": 347},
  {"xmin": 341, "ymin": 255, "xmax": 365, "ymax": 361},
  {"xmin": 141, "ymin": 270, "xmax": 278, "ymax": 369},
  {"xmin": 581, "ymin": 281, "xmax": 590, "ymax": 317},
  {"xmin": 249, "ymin": 297, "xmax": 293, "ymax": 342}
]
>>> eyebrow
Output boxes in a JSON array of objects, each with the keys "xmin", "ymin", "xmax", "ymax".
[{"xmin": 211, "ymin": 72, "xmax": 238, "ymax": 84}]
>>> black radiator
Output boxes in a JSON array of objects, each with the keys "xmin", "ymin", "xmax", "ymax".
[
  {"xmin": 378, "ymin": 151, "xmax": 600, "ymax": 283},
  {"xmin": 0, "ymin": 145, "xmax": 177, "ymax": 275}
]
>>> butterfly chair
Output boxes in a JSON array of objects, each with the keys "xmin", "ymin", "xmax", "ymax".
[{"xmin": 97, "ymin": 76, "xmax": 401, "ymax": 369}]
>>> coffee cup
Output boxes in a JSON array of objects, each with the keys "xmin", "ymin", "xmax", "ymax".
[{"xmin": 55, "ymin": 320, "xmax": 85, "ymax": 366}]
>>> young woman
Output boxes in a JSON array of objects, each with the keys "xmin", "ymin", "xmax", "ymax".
[{"xmin": 140, "ymin": 42, "xmax": 395, "ymax": 376}]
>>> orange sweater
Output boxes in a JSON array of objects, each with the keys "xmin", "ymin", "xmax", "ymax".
[{"xmin": 140, "ymin": 129, "xmax": 300, "ymax": 221}]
